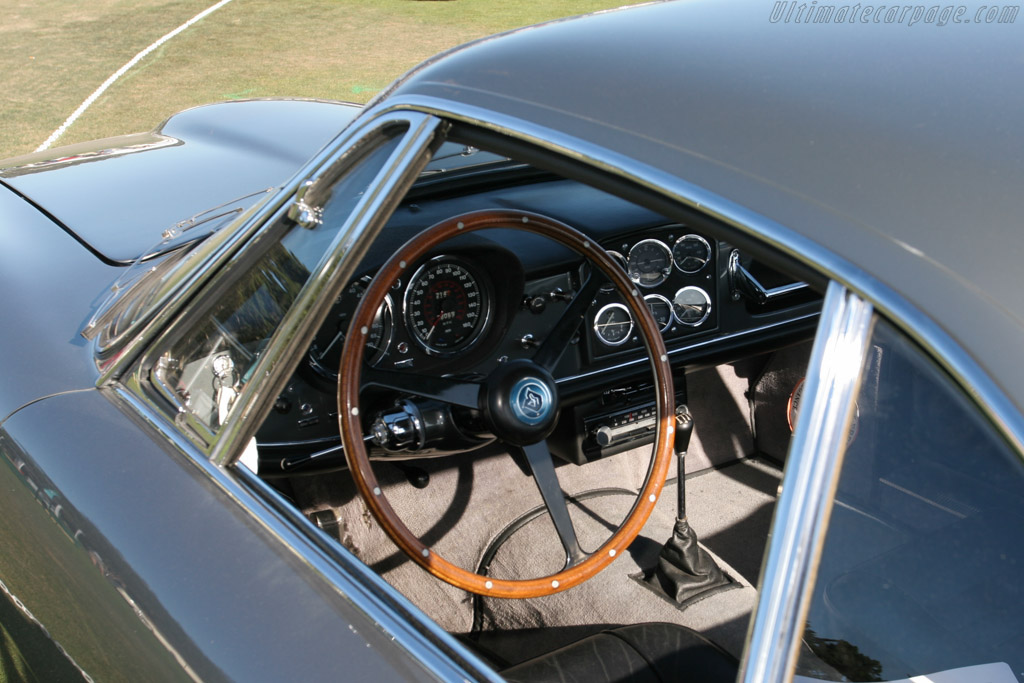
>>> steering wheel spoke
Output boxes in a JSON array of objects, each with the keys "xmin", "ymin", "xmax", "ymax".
[
  {"xmin": 533, "ymin": 273, "xmax": 604, "ymax": 372},
  {"xmin": 361, "ymin": 365, "xmax": 482, "ymax": 409},
  {"xmin": 513, "ymin": 441, "xmax": 589, "ymax": 569}
]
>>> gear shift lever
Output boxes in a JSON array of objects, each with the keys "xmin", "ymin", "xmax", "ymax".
[
  {"xmin": 644, "ymin": 405, "xmax": 731, "ymax": 605},
  {"xmin": 674, "ymin": 406, "xmax": 694, "ymax": 520}
]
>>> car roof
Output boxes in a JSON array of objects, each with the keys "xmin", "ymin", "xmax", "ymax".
[{"xmin": 385, "ymin": 0, "xmax": 1024, "ymax": 422}]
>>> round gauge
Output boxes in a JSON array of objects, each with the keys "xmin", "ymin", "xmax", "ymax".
[
  {"xmin": 672, "ymin": 234, "xmax": 712, "ymax": 274},
  {"xmin": 672, "ymin": 286, "xmax": 712, "ymax": 327},
  {"xmin": 626, "ymin": 239, "xmax": 673, "ymax": 288},
  {"xmin": 599, "ymin": 250, "xmax": 628, "ymax": 292},
  {"xmin": 308, "ymin": 278, "xmax": 393, "ymax": 379},
  {"xmin": 593, "ymin": 303, "xmax": 634, "ymax": 346},
  {"xmin": 405, "ymin": 258, "xmax": 488, "ymax": 355},
  {"xmin": 643, "ymin": 294, "xmax": 673, "ymax": 333}
]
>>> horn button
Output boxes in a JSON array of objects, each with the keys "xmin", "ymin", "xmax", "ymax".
[{"xmin": 484, "ymin": 359, "xmax": 559, "ymax": 446}]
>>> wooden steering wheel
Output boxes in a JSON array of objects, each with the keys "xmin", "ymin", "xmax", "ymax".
[{"xmin": 338, "ymin": 209, "xmax": 675, "ymax": 598}]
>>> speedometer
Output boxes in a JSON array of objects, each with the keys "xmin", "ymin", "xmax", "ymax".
[{"xmin": 405, "ymin": 257, "xmax": 489, "ymax": 355}]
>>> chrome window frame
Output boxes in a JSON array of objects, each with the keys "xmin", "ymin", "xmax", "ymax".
[
  {"xmin": 210, "ymin": 112, "xmax": 442, "ymax": 464},
  {"xmin": 739, "ymin": 282, "xmax": 874, "ymax": 683},
  {"xmin": 123, "ymin": 111, "xmax": 436, "ymax": 452},
  {"xmin": 379, "ymin": 94, "xmax": 1024, "ymax": 458}
]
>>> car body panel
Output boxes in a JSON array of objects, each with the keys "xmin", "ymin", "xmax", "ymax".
[
  {"xmin": 0, "ymin": 100, "xmax": 361, "ymax": 263},
  {"xmin": 0, "ymin": 184, "xmax": 113, "ymax": 421},
  {"xmin": 384, "ymin": 0, "xmax": 1024, "ymax": 420},
  {"xmin": 0, "ymin": 388, "xmax": 441, "ymax": 681}
]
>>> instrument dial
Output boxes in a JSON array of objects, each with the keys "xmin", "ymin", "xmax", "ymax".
[
  {"xmin": 309, "ymin": 278, "xmax": 392, "ymax": 379},
  {"xmin": 405, "ymin": 258, "xmax": 488, "ymax": 355},
  {"xmin": 672, "ymin": 286, "xmax": 712, "ymax": 327},
  {"xmin": 593, "ymin": 303, "xmax": 633, "ymax": 346},
  {"xmin": 626, "ymin": 239, "xmax": 673, "ymax": 288},
  {"xmin": 672, "ymin": 234, "xmax": 712, "ymax": 274},
  {"xmin": 643, "ymin": 294, "xmax": 673, "ymax": 333}
]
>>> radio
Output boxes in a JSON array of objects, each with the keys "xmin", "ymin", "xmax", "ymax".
[
  {"xmin": 587, "ymin": 403, "xmax": 659, "ymax": 449},
  {"xmin": 550, "ymin": 382, "xmax": 688, "ymax": 465}
]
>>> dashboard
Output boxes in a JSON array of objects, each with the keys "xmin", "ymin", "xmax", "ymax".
[{"xmin": 254, "ymin": 174, "xmax": 822, "ymax": 474}]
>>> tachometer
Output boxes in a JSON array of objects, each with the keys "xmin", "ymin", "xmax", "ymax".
[
  {"xmin": 308, "ymin": 277, "xmax": 393, "ymax": 379},
  {"xmin": 405, "ymin": 257, "xmax": 489, "ymax": 355}
]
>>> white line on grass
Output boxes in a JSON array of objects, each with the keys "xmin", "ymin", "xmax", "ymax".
[{"xmin": 35, "ymin": 0, "xmax": 236, "ymax": 153}]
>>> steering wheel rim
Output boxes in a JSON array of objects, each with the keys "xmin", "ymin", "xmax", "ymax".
[{"xmin": 338, "ymin": 209, "xmax": 675, "ymax": 598}]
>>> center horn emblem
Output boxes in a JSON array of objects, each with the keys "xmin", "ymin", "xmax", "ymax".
[{"xmin": 511, "ymin": 377, "xmax": 553, "ymax": 425}]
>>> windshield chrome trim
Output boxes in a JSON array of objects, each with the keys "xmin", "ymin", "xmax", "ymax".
[
  {"xmin": 739, "ymin": 283, "xmax": 873, "ymax": 683},
  {"xmin": 106, "ymin": 383, "xmax": 500, "ymax": 683},
  {"xmin": 94, "ymin": 131, "xmax": 361, "ymax": 385},
  {"xmin": 211, "ymin": 112, "xmax": 443, "ymax": 466},
  {"xmin": 119, "ymin": 111, "xmax": 434, "ymax": 452},
  {"xmin": 95, "ymin": 193, "xmax": 281, "ymax": 385}
]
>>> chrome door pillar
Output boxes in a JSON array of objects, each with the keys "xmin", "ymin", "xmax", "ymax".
[{"xmin": 740, "ymin": 281, "xmax": 874, "ymax": 683}]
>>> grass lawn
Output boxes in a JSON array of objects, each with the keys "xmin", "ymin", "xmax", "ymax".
[{"xmin": 0, "ymin": 0, "xmax": 629, "ymax": 159}]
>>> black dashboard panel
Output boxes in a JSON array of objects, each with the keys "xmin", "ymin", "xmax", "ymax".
[{"xmin": 255, "ymin": 170, "xmax": 822, "ymax": 472}]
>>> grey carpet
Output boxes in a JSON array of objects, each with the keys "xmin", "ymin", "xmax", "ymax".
[
  {"xmin": 286, "ymin": 357, "xmax": 795, "ymax": 665},
  {"xmin": 292, "ymin": 448, "xmax": 780, "ymax": 664}
]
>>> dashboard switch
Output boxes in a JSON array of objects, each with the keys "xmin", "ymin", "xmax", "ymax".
[
  {"xmin": 519, "ymin": 334, "xmax": 540, "ymax": 349},
  {"xmin": 526, "ymin": 295, "xmax": 547, "ymax": 314}
]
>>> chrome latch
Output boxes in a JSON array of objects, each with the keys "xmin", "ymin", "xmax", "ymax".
[{"xmin": 288, "ymin": 180, "xmax": 323, "ymax": 229}]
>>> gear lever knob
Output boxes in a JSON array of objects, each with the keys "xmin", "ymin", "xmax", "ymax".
[{"xmin": 674, "ymin": 405, "xmax": 694, "ymax": 455}]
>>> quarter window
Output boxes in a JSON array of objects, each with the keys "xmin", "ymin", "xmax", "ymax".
[{"xmin": 149, "ymin": 130, "xmax": 406, "ymax": 443}]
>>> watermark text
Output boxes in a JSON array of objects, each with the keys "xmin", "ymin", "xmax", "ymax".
[{"xmin": 769, "ymin": 1, "xmax": 1019, "ymax": 25}]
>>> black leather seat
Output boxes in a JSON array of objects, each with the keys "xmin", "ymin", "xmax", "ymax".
[{"xmin": 501, "ymin": 622, "xmax": 739, "ymax": 683}]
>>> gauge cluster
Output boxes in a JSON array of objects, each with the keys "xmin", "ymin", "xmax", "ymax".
[
  {"xmin": 588, "ymin": 226, "xmax": 717, "ymax": 359},
  {"xmin": 302, "ymin": 242, "xmax": 521, "ymax": 388}
]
